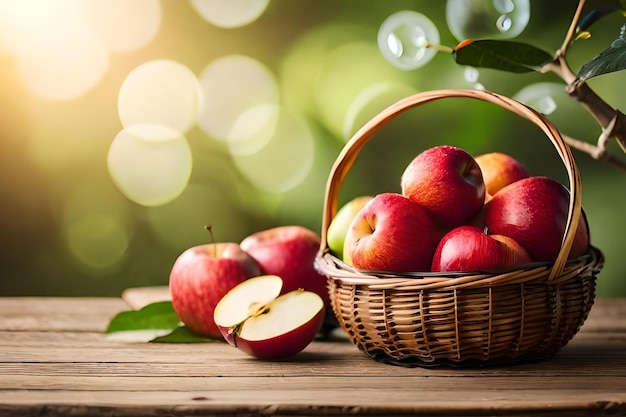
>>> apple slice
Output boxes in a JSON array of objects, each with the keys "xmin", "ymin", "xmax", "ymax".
[{"xmin": 213, "ymin": 275, "xmax": 325, "ymax": 360}]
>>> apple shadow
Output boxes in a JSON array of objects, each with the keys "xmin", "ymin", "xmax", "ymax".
[{"xmin": 251, "ymin": 350, "xmax": 338, "ymax": 363}]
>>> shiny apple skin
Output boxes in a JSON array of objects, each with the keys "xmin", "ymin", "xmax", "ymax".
[
  {"xmin": 346, "ymin": 193, "xmax": 441, "ymax": 273},
  {"xmin": 169, "ymin": 242, "xmax": 261, "ymax": 339},
  {"xmin": 484, "ymin": 176, "xmax": 589, "ymax": 262},
  {"xmin": 432, "ymin": 225, "xmax": 532, "ymax": 272},
  {"xmin": 401, "ymin": 145, "xmax": 486, "ymax": 228}
]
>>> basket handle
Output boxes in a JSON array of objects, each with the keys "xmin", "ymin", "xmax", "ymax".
[{"xmin": 318, "ymin": 89, "xmax": 582, "ymax": 281}]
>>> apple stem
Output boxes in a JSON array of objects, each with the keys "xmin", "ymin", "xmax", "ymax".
[{"xmin": 204, "ymin": 224, "xmax": 217, "ymax": 258}]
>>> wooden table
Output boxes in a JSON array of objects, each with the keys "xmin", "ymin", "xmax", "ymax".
[{"xmin": 1, "ymin": 296, "xmax": 625, "ymax": 417}]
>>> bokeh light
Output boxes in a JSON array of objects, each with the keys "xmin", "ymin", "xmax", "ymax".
[
  {"xmin": 65, "ymin": 213, "xmax": 130, "ymax": 271},
  {"xmin": 0, "ymin": 0, "xmax": 162, "ymax": 100},
  {"xmin": 378, "ymin": 10, "xmax": 440, "ymax": 71},
  {"xmin": 197, "ymin": 54, "xmax": 279, "ymax": 152},
  {"xmin": 13, "ymin": 7, "xmax": 109, "ymax": 100},
  {"xmin": 446, "ymin": 0, "xmax": 530, "ymax": 41},
  {"xmin": 146, "ymin": 182, "xmax": 252, "ymax": 251},
  {"xmin": 107, "ymin": 124, "xmax": 193, "ymax": 207},
  {"xmin": 232, "ymin": 107, "xmax": 315, "ymax": 193},
  {"xmin": 61, "ymin": 181, "xmax": 132, "ymax": 271},
  {"xmin": 1, "ymin": 1, "xmax": 625, "ymax": 299},
  {"xmin": 342, "ymin": 81, "xmax": 417, "ymax": 140},
  {"xmin": 118, "ymin": 59, "xmax": 202, "ymax": 134},
  {"xmin": 226, "ymin": 103, "xmax": 280, "ymax": 156},
  {"xmin": 314, "ymin": 41, "xmax": 407, "ymax": 139},
  {"xmin": 189, "ymin": 0, "xmax": 270, "ymax": 29},
  {"xmin": 0, "ymin": 0, "xmax": 79, "ymax": 55},
  {"xmin": 82, "ymin": 0, "xmax": 161, "ymax": 53},
  {"xmin": 280, "ymin": 24, "xmax": 371, "ymax": 119}
]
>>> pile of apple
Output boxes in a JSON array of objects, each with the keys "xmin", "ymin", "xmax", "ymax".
[
  {"xmin": 168, "ymin": 225, "xmax": 330, "ymax": 359},
  {"xmin": 328, "ymin": 145, "xmax": 590, "ymax": 273}
]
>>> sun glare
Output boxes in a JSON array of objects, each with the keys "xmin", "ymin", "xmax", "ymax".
[{"xmin": 0, "ymin": 0, "xmax": 162, "ymax": 100}]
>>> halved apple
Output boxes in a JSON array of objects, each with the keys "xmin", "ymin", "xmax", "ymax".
[{"xmin": 213, "ymin": 275, "xmax": 325, "ymax": 359}]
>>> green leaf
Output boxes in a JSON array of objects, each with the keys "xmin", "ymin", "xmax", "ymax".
[
  {"xmin": 106, "ymin": 301, "xmax": 180, "ymax": 333},
  {"xmin": 150, "ymin": 326, "xmax": 218, "ymax": 343},
  {"xmin": 453, "ymin": 39, "xmax": 553, "ymax": 73},
  {"xmin": 578, "ymin": 24, "xmax": 626, "ymax": 80}
]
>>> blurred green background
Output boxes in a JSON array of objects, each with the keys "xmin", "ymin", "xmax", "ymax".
[{"xmin": 0, "ymin": 0, "xmax": 624, "ymax": 297}]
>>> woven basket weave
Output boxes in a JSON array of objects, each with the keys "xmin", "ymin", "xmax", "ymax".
[{"xmin": 315, "ymin": 89, "xmax": 605, "ymax": 367}]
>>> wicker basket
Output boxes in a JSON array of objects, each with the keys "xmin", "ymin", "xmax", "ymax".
[{"xmin": 314, "ymin": 89, "xmax": 605, "ymax": 367}]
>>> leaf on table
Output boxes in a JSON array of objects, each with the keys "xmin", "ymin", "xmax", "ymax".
[
  {"xmin": 105, "ymin": 300, "xmax": 219, "ymax": 343},
  {"xmin": 578, "ymin": 24, "xmax": 626, "ymax": 80},
  {"xmin": 106, "ymin": 301, "xmax": 180, "ymax": 333},
  {"xmin": 151, "ymin": 326, "xmax": 218, "ymax": 343},
  {"xmin": 453, "ymin": 39, "xmax": 553, "ymax": 73}
]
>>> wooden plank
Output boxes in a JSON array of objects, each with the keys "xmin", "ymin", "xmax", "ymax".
[
  {"xmin": 0, "ymin": 297, "xmax": 127, "ymax": 332},
  {"xmin": 0, "ymin": 297, "xmax": 624, "ymax": 417},
  {"xmin": 1, "ymin": 331, "xmax": 624, "ymax": 369},
  {"xmin": 0, "ymin": 297, "xmax": 126, "ymax": 316},
  {"xmin": 0, "ymin": 340, "xmax": 624, "ymax": 375},
  {"xmin": 0, "ymin": 388, "xmax": 624, "ymax": 417},
  {"xmin": 121, "ymin": 286, "xmax": 169, "ymax": 309},
  {"xmin": 0, "ymin": 296, "xmax": 622, "ymax": 333}
]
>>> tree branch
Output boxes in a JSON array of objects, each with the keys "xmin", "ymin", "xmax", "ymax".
[
  {"xmin": 539, "ymin": 0, "xmax": 626, "ymax": 172},
  {"xmin": 563, "ymin": 133, "xmax": 626, "ymax": 173},
  {"xmin": 558, "ymin": 0, "xmax": 587, "ymax": 55}
]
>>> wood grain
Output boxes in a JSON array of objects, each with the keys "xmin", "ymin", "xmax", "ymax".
[{"xmin": 0, "ymin": 296, "xmax": 624, "ymax": 417}]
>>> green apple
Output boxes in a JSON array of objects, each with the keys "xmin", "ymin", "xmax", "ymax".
[{"xmin": 327, "ymin": 195, "xmax": 373, "ymax": 260}]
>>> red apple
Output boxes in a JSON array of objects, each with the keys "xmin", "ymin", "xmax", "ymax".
[
  {"xmin": 401, "ymin": 145, "xmax": 486, "ymax": 228},
  {"xmin": 344, "ymin": 192, "xmax": 440, "ymax": 273},
  {"xmin": 169, "ymin": 242, "xmax": 262, "ymax": 339},
  {"xmin": 484, "ymin": 176, "xmax": 589, "ymax": 262},
  {"xmin": 213, "ymin": 275, "xmax": 325, "ymax": 359},
  {"xmin": 327, "ymin": 195, "xmax": 374, "ymax": 260},
  {"xmin": 431, "ymin": 225, "xmax": 532, "ymax": 272},
  {"xmin": 240, "ymin": 225, "xmax": 329, "ymax": 308},
  {"xmin": 475, "ymin": 152, "xmax": 529, "ymax": 197}
]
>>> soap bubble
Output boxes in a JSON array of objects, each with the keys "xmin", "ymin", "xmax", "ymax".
[
  {"xmin": 464, "ymin": 67, "xmax": 480, "ymax": 83},
  {"xmin": 446, "ymin": 0, "xmax": 530, "ymax": 41},
  {"xmin": 378, "ymin": 10, "xmax": 440, "ymax": 70},
  {"xmin": 463, "ymin": 66, "xmax": 485, "ymax": 89},
  {"xmin": 513, "ymin": 82, "xmax": 563, "ymax": 115}
]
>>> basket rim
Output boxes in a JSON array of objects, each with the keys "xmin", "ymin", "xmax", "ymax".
[
  {"xmin": 317, "ymin": 89, "xmax": 583, "ymax": 282},
  {"xmin": 315, "ymin": 244, "xmax": 604, "ymax": 290}
]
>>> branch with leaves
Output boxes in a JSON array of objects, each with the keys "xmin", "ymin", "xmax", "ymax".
[{"xmin": 442, "ymin": 0, "xmax": 626, "ymax": 172}]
